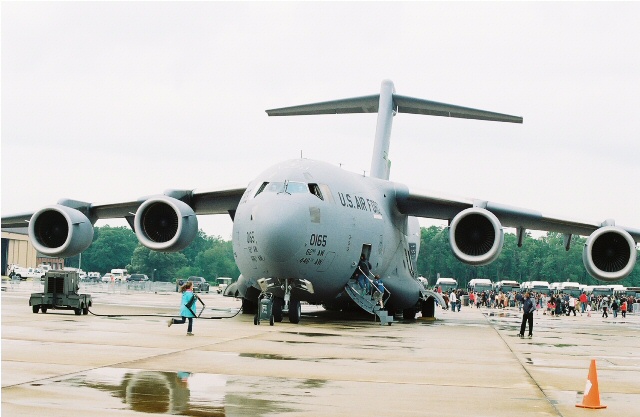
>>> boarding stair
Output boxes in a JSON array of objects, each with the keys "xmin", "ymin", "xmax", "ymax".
[{"xmin": 345, "ymin": 274, "xmax": 393, "ymax": 325}]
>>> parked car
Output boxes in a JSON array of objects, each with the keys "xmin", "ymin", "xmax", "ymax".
[
  {"xmin": 176, "ymin": 276, "xmax": 210, "ymax": 293},
  {"xmin": 127, "ymin": 274, "xmax": 149, "ymax": 282}
]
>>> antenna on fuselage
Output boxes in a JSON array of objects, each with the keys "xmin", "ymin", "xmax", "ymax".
[{"xmin": 266, "ymin": 80, "xmax": 523, "ymax": 181}]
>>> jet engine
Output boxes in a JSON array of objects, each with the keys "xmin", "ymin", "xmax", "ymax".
[
  {"xmin": 449, "ymin": 207, "xmax": 504, "ymax": 266},
  {"xmin": 134, "ymin": 196, "xmax": 198, "ymax": 252},
  {"xmin": 28, "ymin": 205, "xmax": 94, "ymax": 258},
  {"xmin": 583, "ymin": 226, "xmax": 637, "ymax": 282}
]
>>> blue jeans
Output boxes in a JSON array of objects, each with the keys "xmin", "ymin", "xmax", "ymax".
[
  {"xmin": 357, "ymin": 275, "xmax": 369, "ymax": 293},
  {"xmin": 173, "ymin": 316, "xmax": 193, "ymax": 332}
]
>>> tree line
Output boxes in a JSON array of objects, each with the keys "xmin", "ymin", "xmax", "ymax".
[
  {"xmin": 65, "ymin": 226, "xmax": 239, "ymax": 282},
  {"xmin": 66, "ymin": 225, "xmax": 639, "ymax": 286},
  {"xmin": 418, "ymin": 226, "xmax": 640, "ymax": 288}
]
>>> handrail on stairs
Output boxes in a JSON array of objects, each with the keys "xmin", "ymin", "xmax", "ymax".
[{"xmin": 356, "ymin": 267, "xmax": 391, "ymax": 309}]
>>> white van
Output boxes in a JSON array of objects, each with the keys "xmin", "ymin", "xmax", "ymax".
[{"xmin": 110, "ymin": 269, "xmax": 129, "ymax": 282}]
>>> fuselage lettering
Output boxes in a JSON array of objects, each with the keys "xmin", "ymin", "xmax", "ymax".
[
  {"xmin": 309, "ymin": 234, "xmax": 327, "ymax": 247},
  {"xmin": 338, "ymin": 192, "xmax": 382, "ymax": 215}
]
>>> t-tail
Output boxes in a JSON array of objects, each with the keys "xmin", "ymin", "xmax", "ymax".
[{"xmin": 266, "ymin": 80, "xmax": 523, "ymax": 180}]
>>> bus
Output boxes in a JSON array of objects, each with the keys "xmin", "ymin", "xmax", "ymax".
[
  {"xmin": 495, "ymin": 280, "xmax": 521, "ymax": 293},
  {"xmin": 434, "ymin": 277, "xmax": 457, "ymax": 293},
  {"xmin": 557, "ymin": 282, "xmax": 582, "ymax": 297},
  {"xmin": 523, "ymin": 280, "xmax": 551, "ymax": 295},
  {"xmin": 589, "ymin": 285, "xmax": 613, "ymax": 297},
  {"xmin": 468, "ymin": 278, "xmax": 493, "ymax": 293},
  {"xmin": 607, "ymin": 285, "xmax": 627, "ymax": 296},
  {"xmin": 624, "ymin": 287, "xmax": 640, "ymax": 297}
]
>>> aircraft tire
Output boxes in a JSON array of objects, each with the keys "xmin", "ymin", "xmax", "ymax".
[
  {"xmin": 41, "ymin": 307, "xmax": 47, "ymax": 313},
  {"xmin": 273, "ymin": 297, "xmax": 284, "ymax": 322},
  {"xmin": 270, "ymin": 315, "xmax": 274, "ymax": 326},
  {"xmin": 74, "ymin": 308, "xmax": 81, "ymax": 315},
  {"xmin": 253, "ymin": 315, "xmax": 259, "ymax": 325},
  {"xmin": 289, "ymin": 299, "xmax": 301, "ymax": 324},
  {"xmin": 402, "ymin": 308, "xmax": 417, "ymax": 320},
  {"xmin": 242, "ymin": 298, "xmax": 258, "ymax": 315},
  {"xmin": 32, "ymin": 305, "xmax": 39, "ymax": 314}
]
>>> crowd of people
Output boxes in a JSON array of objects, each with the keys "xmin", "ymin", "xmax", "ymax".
[
  {"xmin": 436, "ymin": 287, "xmax": 637, "ymax": 339},
  {"xmin": 439, "ymin": 287, "xmax": 637, "ymax": 320}
]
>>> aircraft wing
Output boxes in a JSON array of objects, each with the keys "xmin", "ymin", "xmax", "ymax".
[
  {"xmin": 1, "ymin": 186, "xmax": 247, "ymax": 229},
  {"xmin": 396, "ymin": 187, "xmax": 640, "ymax": 242}
]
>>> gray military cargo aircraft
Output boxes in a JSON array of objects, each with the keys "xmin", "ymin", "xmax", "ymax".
[{"xmin": 3, "ymin": 80, "xmax": 639, "ymax": 324}]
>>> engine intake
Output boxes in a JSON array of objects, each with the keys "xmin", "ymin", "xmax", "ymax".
[
  {"xmin": 449, "ymin": 207, "xmax": 504, "ymax": 266},
  {"xmin": 583, "ymin": 226, "xmax": 636, "ymax": 282},
  {"xmin": 28, "ymin": 205, "xmax": 94, "ymax": 257},
  {"xmin": 134, "ymin": 196, "xmax": 198, "ymax": 252}
]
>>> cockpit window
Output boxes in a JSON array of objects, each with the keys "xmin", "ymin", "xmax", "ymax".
[
  {"xmin": 254, "ymin": 182, "xmax": 269, "ymax": 197},
  {"xmin": 285, "ymin": 181, "xmax": 307, "ymax": 194},
  {"xmin": 253, "ymin": 181, "xmax": 331, "ymax": 201},
  {"xmin": 254, "ymin": 181, "xmax": 304, "ymax": 197},
  {"xmin": 309, "ymin": 183, "xmax": 323, "ymax": 201}
]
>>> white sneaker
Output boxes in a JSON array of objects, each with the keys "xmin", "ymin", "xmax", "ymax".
[
  {"xmin": 186, "ymin": 332, "xmax": 194, "ymax": 336},
  {"xmin": 167, "ymin": 319, "xmax": 173, "ymax": 327}
]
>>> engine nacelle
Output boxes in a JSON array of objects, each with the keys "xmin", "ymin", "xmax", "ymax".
[
  {"xmin": 134, "ymin": 196, "xmax": 198, "ymax": 252},
  {"xmin": 449, "ymin": 207, "xmax": 504, "ymax": 266},
  {"xmin": 583, "ymin": 226, "xmax": 637, "ymax": 282},
  {"xmin": 28, "ymin": 205, "xmax": 94, "ymax": 258}
]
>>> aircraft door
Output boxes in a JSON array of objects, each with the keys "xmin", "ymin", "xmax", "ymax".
[{"xmin": 360, "ymin": 244, "xmax": 372, "ymax": 262}]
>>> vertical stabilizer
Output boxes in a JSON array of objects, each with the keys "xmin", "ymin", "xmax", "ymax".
[{"xmin": 370, "ymin": 80, "xmax": 396, "ymax": 180}]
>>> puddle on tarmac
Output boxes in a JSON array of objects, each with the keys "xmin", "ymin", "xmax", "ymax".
[
  {"xmin": 240, "ymin": 353, "xmax": 295, "ymax": 360},
  {"xmin": 54, "ymin": 367, "xmax": 295, "ymax": 416},
  {"xmin": 282, "ymin": 331, "xmax": 340, "ymax": 337}
]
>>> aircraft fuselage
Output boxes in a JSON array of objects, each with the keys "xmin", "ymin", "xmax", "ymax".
[{"xmin": 232, "ymin": 158, "xmax": 422, "ymax": 310}]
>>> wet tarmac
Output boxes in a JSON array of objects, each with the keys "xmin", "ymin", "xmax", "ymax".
[{"xmin": 2, "ymin": 281, "xmax": 640, "ymax": 416}]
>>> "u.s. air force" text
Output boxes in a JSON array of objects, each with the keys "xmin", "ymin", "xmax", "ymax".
[{"xmin": 337, "ymin": 192, "xmax": 381, "ymax": 214}]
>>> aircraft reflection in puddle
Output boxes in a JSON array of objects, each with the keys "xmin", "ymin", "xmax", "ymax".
[
  {"xmin": 66, "ymin": 368, "xmax": 224, "ymax": 415},
  {"xmin": 62, "ymin": 367, "xmax": 293, "ymax": 416}
]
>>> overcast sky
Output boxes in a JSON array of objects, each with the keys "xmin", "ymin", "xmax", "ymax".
[{"xmin": 2, "ymin": 2, "xmax": 639, "ymax": 241}]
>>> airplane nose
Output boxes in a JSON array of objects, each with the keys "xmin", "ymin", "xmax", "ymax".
[{"xmin": 254, "ymin": 199, "xmax": 308, "ymax": 262}]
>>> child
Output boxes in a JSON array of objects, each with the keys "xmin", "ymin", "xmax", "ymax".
[
  {"xmin": 168, "ymin": 281, "xmax": 200, "ymax": 336},
  {"xmin": 372, "ymin": 275, "xmax": 385, "ymax": 308},
  {"xmin": 586, "ymin": 303, "xmax": 592, "ymax": 317}
]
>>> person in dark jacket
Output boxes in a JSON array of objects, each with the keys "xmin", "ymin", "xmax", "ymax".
[
  {"xmin": 356, "ymin": 254, "xmax": 372, "ymax": 294},
  {"xmin": 518, "ymin": 292, "xmax": 535, "ymax": 338}
]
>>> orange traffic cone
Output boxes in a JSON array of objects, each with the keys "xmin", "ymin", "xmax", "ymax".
[{"xmin": 576, "ymin": 359, "xmax": 607, "ymax": 409}]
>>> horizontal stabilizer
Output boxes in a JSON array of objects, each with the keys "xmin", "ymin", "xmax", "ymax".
[
  {"xmin": 393, "ymin": 95, "xmax": 522, "ymax": 123},
  {"xmin": 267, "ymin": 93, "xmax": 522, "ymax": 123},
  {"xmin": 266, "ymin": 95, "xmax": 380, "ymax": 116}
]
